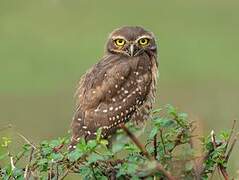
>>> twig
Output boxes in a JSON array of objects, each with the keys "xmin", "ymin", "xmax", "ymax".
[
  {"xmin": 218, "ymin": 165, "xmax": 229, "ymax": 180},
  {"xmin": 17, "ymin": 133, "xmax": 36, "ymax": 149},
  {"xmin": 48, "ymin": 160, "xmax": 54, "ymax": 180},
  {"xmin": 14, "ymin": 151, "xmax": 25, "ymax": 164},
  {"xmin": 153, "ymin": 135, "xmax": 157, "ymax": 160},
  {"xmin": 59, "ymin": 162, "xmax": 77, "ymax": 180},
  {"xmin": 56, "ymin": 164, "xmax": 59, "ymax": 180},
  {"xmin": 159, "ymin": 129, "xmax": 167, "ymax": 154},
  {"xmin": 119, "ymin": 124, "xmax": 150, "ymax": 159},
  {"xmin": 25, "ymin": 147, "xmax": 34, "ymax": 180},
  {"xmin": 119, "ymin": 124, "xmax": 176, "ymax": 180},
  {"xmin": 169, "ymin": 130, "xmax": 184, "ymax": 153},
  {"xmin": 59, "ymin": 168, "xmax": 70, "ymax": 180},
  {"xmin": 225, "ymin": 134, "xmax": 238, "ymax": 162},
  {"xmin": 10, "ymin": 156, "xmax": 15, "ymax": 170},
  {"xmin": 210, "ymin": 130, "xmax": 217, "ymax": 149},
  {"xmin": 226, "ymin": 120, "xmax": 236, "ymax": 150}
]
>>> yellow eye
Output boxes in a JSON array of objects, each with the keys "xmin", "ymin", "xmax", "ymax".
[
  {"xmin": 114, "ymin": 39, "xmax": 126, "ymax": 46},
  {"xmin": 138, "ymin": 38, "xmax": 149, "ymax": 46}
]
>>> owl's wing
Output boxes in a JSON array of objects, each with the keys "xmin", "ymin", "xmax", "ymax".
[
  {"xmin": 70, "ymin": 56, "xmax": 132, "ymax": 147},
  {"xmin": 75, "ymin": 56, "xmax": 131, "ymax": 111}
]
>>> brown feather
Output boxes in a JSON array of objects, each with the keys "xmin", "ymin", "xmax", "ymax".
[{"xmin": 69, "ymin": 26, "xmax": 158, "ymax": 150}]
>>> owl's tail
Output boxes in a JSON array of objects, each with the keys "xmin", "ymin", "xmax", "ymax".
[
  {"xmin": 68, "ymin": 136, "xmax": 79, "ymax": 151},
  {"xmin": 68, "ymin": 111, "xmax": 85, "ymax": 151}
]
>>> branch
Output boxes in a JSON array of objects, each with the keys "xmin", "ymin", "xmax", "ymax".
[
  {"xmin": 119, "ymin": 124, "xmax": 177, "ymax": 180},
  {"xmin": 119, "ymin": 124, "xmax": 150, "ymax": 159}
]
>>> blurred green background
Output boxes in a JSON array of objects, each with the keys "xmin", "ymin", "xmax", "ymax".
[{"xmin": 0, "ymin": 0, "xmax": 238, "ymax": 176}]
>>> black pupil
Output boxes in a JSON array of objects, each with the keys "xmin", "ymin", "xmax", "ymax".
[
  {"xmin": 118, "ymin": 40, "xmax": 122, "ymax": 43},
  {"xmin": 141, "ymin": 39, "xmax": 146, "ymax": 43}
]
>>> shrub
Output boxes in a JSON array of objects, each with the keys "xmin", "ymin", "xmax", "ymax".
[{"xmin": 0, "ymin": 105, "xmax": 237, "ymax": 179}]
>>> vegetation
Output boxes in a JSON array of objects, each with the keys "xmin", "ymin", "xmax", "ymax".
[{"xmin": 0, "ymin": 105, "xmax": 238, "ymax": 179}]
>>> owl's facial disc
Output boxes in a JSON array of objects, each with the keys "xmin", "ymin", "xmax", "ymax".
[
  {"xmin": 110, "ymin": 35, "xmax": 153, "ymax": 57},
  {"xmin": 107, "ymin": 30, "xmax": 157, "ymax": 57}
]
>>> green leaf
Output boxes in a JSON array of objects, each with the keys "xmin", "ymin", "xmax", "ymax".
[
  {"xmin": 219, "ymin": 131, "xmax": 229, "ymax": 141},
  {"xmin": 178, "ymin": 112, "xmax": 188, "ymax": 120},
  {"xmin": 112, "ymin": 142, "xmax": 125, "ymax": 153},
  {"xmin": 51, "ymin": 153, "xmax": 64, "ymax": 161},
  {"xmin": 152, "ymin": 108, "xmax": 162, "ymax": 114},
  {"xmin": 185, "ymin": 162, "xmax": 193, "ymax": 172},
  {"xmin": 76, "ymin": 139, "xmax": 87, "ymax": 152},
  {"xmin": 166, "ymin": 104, "xmax": 177, "ymax": 116},
  {"xmin": 41, "ymin": 146, "xmax": 52, "ymax": 157},
  {"xmin": 87, "ymin": 153, "xmax": 104, "ymax": 164},
  {"xmin": 13, "ymin": 168, "xmax": 24, "ymax": 180},
  {"xmin": 148, "ymin": 126, "xmax": 158, "ymax": 140},
  {"xmin": 78, "ymin": 165, "xmax": 92, "ymax": 177},
  {"xmin": 37, "ymin": 158, "xmax": 48, "ymax": 166},
  {"xmin": 49, "ymin": 139, "xmax": 61, "ymax": 148},
  {"xmin": 68, "ymin": 150, "xmax": 83, "ymax": 162},
  {"xmin": 96, "ymin": 128, "xmax": 103, "ymax": 141},
  {"xmin": 116, "ymin": 163, "xmax": 138, "ymax": 177},
  {"xmin": 22, "ymin": 144, "xmax": 31, "ymax": 151},
  {"xmin": 87, "ymin": 140, "xmax": 97, "ymax": 150},
  {"xmin": 99, "ymin": 139, "xmax": 108, "ymax": 146},
  {"xmin": 124, "ymin": 143, "xmax": 140, "ymax": 152},
  {"xmin": 154, "ymin": 118, "xmax": 174, "ymax": 128}
]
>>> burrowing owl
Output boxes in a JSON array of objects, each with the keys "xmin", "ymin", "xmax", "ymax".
[{"xmin": 69, "ymin": 26, "xmax": 158, "ymax": 149}]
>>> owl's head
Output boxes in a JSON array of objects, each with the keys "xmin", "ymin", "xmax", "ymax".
[{"xmin": 106, "ymin": 26, "xmax": 157, "ymax": 57}]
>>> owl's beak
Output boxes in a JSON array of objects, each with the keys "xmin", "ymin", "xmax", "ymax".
[{"xmin": 129, "ymin": 44, "xmax": 135, "ymax": 56}]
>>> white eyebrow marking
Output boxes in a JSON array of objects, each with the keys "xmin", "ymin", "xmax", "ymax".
[
  {"xmin": 135, "ymin": 35, "xmax": 152, "ymax": 42},
  {"xmin": 111, "ymin": 36, "xmax": 128, "ymax": 41}
]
